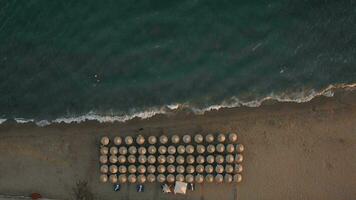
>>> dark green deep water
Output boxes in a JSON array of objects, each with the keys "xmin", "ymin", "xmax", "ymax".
[{"xmin": 0, "ymin": 0, "xmax": 355, "ymax": 121}]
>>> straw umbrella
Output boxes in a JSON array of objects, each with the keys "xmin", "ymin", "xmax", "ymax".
[
  {"xmin": 119, "ymin": 146, "xmax": 128, "ymax": 155},
  {"xmin": 148, "ymin": 145, "xmax": 157, "ymax": 154},
  {"xmin": 215, "ymin": 174, "xmax": 223, "ymax": 183},
  {"xmin": 157, "ymin": 174, "xmax": 166, "ymax": 183},
  {"xmin": 205, "ymin": 165, "xmax": 214, "ymax": 173},
  {"xmin": 233, "ymin": 174, "xmax": 242, "ymax": 183},
  {"xmin": 147, "ymin": 174, "xmax": 156, "ymax": 183},
  {"xmin": 176, "ymin": 165, "xmax": 185, "ymax": 174},
  {"xmin": 125, "ymin": 136, "xmax": 133, "ymax": 145},
  {"xmin": 185, "ymin": 174, "xmax": 194, "ymax": 183},
  {"xmin": 100, "ymin": 174, "xmax": 108, "ymax": 183},
  {"xmin": 194, "ymin": 134, "xmax": 204, "ymax": 143},
  {"xmin": 206, "ymin": 155, "xmax": 214, "ymax": 164},
  {"xmin": 148, "ymin": 136, "xmax": 157, "ymax": 144},
  {"xmin": 207, "ymin": 144, "xmax": 215, "ymax": 153},
  {"xmin": 128, "ymin": 174, "xmax": 137, "ymax": 183},
  {"xmin": 196, "ymin": 165, "xmax": 204, "ymax": 173},
  {"xmin": 183, "ymin": 135, "xmax": 192, "ymax": 143},
  {"xmin": 235, "ymin": 154, "xmax": 243, "ymax": 163},
  {"xmin": 186, "ymin": 145, "xmax": 194, "ymax": 154},
  {"xmin": 119, "ymin": 174, "xmax": 127, "ymax": 184},
  {"xmin": 195, "ymin": 174, "xmax": 204, "ymax": 184},
  {"xmin": 215, "ymin": 164, "xmax": 224, "ymax": 174},
  {"xmin": 147, "ymin": 165, "xmax": 156, "ymax": 174},
  {"xmin": 136, "ymin": 135, "xmax": 145, "ymax": 145},
  {"xmin": 171, "ymin": 135, "xmax": 180, "ymax": 144},
  {"xmin": 157, "ymin": 165, "xmax": 166, "ymax": 173},
  {"xmin": 176, "ymin": 155, "xmax": 185, "ymax": 164},
  {"xmin": 177, "ymin": 145, "xmax": 185, "ymax": 154},
  {"xmin": 224, "ymin": 174, "xmax": 233, "ymax": 183},
  {"xmin": 225, "ymin": 164, "xmax": 234, "ymax": 174},
  {"xmin": 128, "ymin": 146, "xmax": 137, "ymax": 155},
  {"xmin": 109, "ymin": 155, "xmax": 118, "ymax": 164},
  {"xmin": 128, "ymin": 165, "xmax": 137, "ymax": 174},
  {"xmin": 100, "ymin": 136, "xmax": 110, "ymax": 146},
  {"xmin": 157, "ymin": 155, "xmax": 166, "ymax": 164},
  {"xmin": 228, "ymin": 133, "xmax": 238, "ymax": 143},
  {"xmin": 226, "ymin": 144, "xmax": 235, "ymax": 153},
  {"xmin": 216, "ymin": 143, "xmax": 225, "ymax": 153},
  {"xmin": 168, "ymin": 145, "xmax": 176, "ymax": 155},
  {"xmin": 215, "ymin": 155, "xmax": 224, "ymax": 164},
  {"xmin": 167, "ymin": 165, "xmax": 175, "ymax": 173},
  {"xmin": 110, "ymin": 146, "xmax": 118, "ymax": 155},
  {"xmin": 147, "ymin": 155, "xmax": 156, "ymax": 164},
  {"xmin": 128, "ymin": 155, "xmax": 136, "ymax": 164},
  {"xmin": 158, "ymin": 146, "xmax": 167, "ymax": 154},
  {"xmin": 100, "ymin": 146, "xmax": 109, "ymax": 155},
  {"xmin": 167, "ymin": 155, "xmax": 175, "ymax": 164},
  {"xmin": 117, "ymin": 155, "xmax": 126, "ymax": 164},
  {"xmin": 225, "ymin": 154, "xmax": 234, "ymax": 164},
  {"xmin": 159, "ymin": 135, "xmax": 168, "ymax": 144},
  {"xmin": 99, "ymin": 155, "xmax": 108, "ymax": 164},
  {"xmin": 137, "ymin": 174, "xmax": 146, "ymax": 184},
  {"xmin": 196, "ymin": 155, "xmax": 205, "ymax": 164},
  {"xmin": 186, "ymin": 165, "xmax": 195, "ymax": 174},
  {"xmin": 109, "ymin": 165, "xmax": 118, "ymax": 174},
  {"xmin": 119, "ymin": 165, "xmax": 127, "ymax": 174},
  {"xmin": 196, "ymin": 145, "xmax": 205, "ymax": 154},
  {"xmin": 109, "ymin": 174, "xmax": 118, "ymax": 183},
  {"xmin": 100, "ymin": 165, "xmax": 108, "ymax": 173},
  {"xmin": 205, "ymin": 134, "xmax": 214, "ymax": 143},
  {"xmin": 205, "ymin": 174, "xmax": 214, "ymax": 183},
  {"xmin": 236, "ymin": 144, "xmax": 245, "ymax": 153},
  {"xmin": 114, "ymin": 136, "xmax": 122, "ymax": 145},
  {"xmin": 234, "ymin": 164, "xmax": 243, "ymax": 173},
  {"xmin": 167, "ymin": 174, "xmax": 175, "ymax": 183},
  {"xmin": 217, "ymin": 133, "xmax": 226, "ymax": 143},
  {"xmin": 138, "ymin": 155, "xmax": 147, "ymax": 164},
  {"xmin": 176, "ymin": 174, "xmax": 184, "ymax": 182},
  {"xmin": 137, "ymin": 165, "xmax": 146, "ymax": 174},
  {"xmin": 138, "ymin": 147, "xmax": 147, "ymax": 155},
  {"xmin": 186, "ymin": 155, "xmax": 195, "ymax": 164}
]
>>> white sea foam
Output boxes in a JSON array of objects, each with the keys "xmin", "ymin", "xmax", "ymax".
[{"xmin": 1, "ymin": 83, "xmax": 355, "ymax": 126}]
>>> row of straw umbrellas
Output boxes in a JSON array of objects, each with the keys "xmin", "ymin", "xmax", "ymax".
[{"xmin": 100, "ymin": 173, "xmax": 242, "ymax": 184}]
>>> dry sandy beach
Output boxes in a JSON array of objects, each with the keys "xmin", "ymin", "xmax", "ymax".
[{"xmin": 0, "ymin": 89, "xmax": 355, "ymax": 200}]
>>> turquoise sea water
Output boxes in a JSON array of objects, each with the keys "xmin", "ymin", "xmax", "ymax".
[{"xmin": 0, "ymin": 0, "xmax": 355, "ymax": 122}]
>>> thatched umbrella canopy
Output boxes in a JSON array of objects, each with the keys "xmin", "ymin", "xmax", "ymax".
[
  {"xmin": 119, "ymin": 146, "xmax": 128, "ymax": 155},
  {"xmin": 167, "ymin": 174, "xmax": 175, "ymax": 183},
  {"xmin": 119, "ymin": 165, "xmax": 127, "ymax": 174},
  {"xmin": 128, "ymin": 174, "xmax": 137, "ymax": 183},
  {"xmin": 215, "ymin": 174, "xmax": 223, "ymax": 183},
  {"xmin": 177, "ymin": 145, "xmax": 185, "ymax": 154},
  {"xmin": 205, "ymin": 165, "xmax": 214, "ymax": 173},
  {"xmin": 233, "ymin": 174, "xmax": 242, "ymax": 183},
  {"xmin": 100, "ymin": 146, "xmax": 109, "ymax": 155},
  {"xmin": 226, "ymin": 144, "xmax": 235, "ymax": 153},
  {"xmin": 216, "ymin": 143, "xmax": 225, "ymax": 153},
  {"xmin": 196, "ymin": 155, "xmax": 205, "ymax": 164},
  {"xmin": 127, "ymin": 155, "xmax": 136, "ymax": 164},
  {"xmin": 157, "ymin": 155, "xmax": 166, "ymax": 164},
  {"xmin": 148, "ymin": 136, "xmax": 157, "ymax": 144},
  {"xmin": 196, "ymin": 145, "xmax": 205, "ymax": 154},
  {"xmin": 176, "ymin": 155, "xmax": 185, "ymax": 164},
  {"xmin": 185, "ymin": 174, "xmax": 194, "ymax": 183},
  {"xmin": 109, "ymin": 165, "xmax": 118, "ymax": 174},
  {"xmin": 138, "ymin": 155, "xmax": 147, "ymax": 164},
  {"xmin": 117, "ymin": 155, "xmax": 126, "ymax": 164},
  {"xmin": 217, "ymin": 133, "xmax": 226, "ymax": 143},
  {"xmin": 215, "ymin": 155, "xmax": 224, "ymax": 164},
  {"xmin": 186, "ymin": 165, "xmax": 195, "ymax": 174},
  {"xmin": 136, "ymin": 135, "xmax": 145, "ymax": 145},
  {"xmin": 109, "ymin": 174, "xmax": 118, "ymax": 183},
  {"xmin": 167, "ymin": 165, "xmax": 175, "ymax": 173},
  {"xmin": 195, "ymin": 174, "xmax": 204, "ymax": 183},
  {"xmin": 196, "ymin": 165, "xmax": 204, "ymax": 173},
  {"xmin": 125, "ymin": 136, "xmax": 133, "ymax": 145},
  {"xmin": 183, "ymin": 135, "xmax": 192, "ymax": 143},
  {"xmin": 100, "ymin": 165, "xmax": 108, "ymax": 174},
  {"xmin": 147, "ymin": 165, "xmax": 156, "ymax": 174},
  {"xmin": 194, "ymin": 134, "xmax": 204, "ymax": 143},
  {"xmin": 171, "ymin": 135, "xmax": 180, "ymax": 144},
  {"xmin": 157, "ymin": 165, "xmax": 166, "ymax": 173},
  {"xmin": 186, "ymin": 155, "xmax": 195, "ymax": 164},
  {"xmin": 110, "ymin": 146, "xmax": 118, "ymax": 155},
  {"xmin": 101, "ymin": 136, "xmax": 110, "ymax": 146},
  {"xmin": 234, "ymin": 164, "xmax": 243, "ymax": 173},
  {"xmin": 137, "ymin": 165, "xmax": 146, "ymax": 174},
  {"xmin": 215, "ymin": 164, "xmax": 224, "ymax": 174},
  {"xmin": 157, "ymin": 174, "xmax": 166, "ymax": 183},
  {"xmin": 225, "ymin": 164, "xmax": 234, "ymax": 174},
  {"xmin": 166, "ymin": 155, "xmax": 175, "ymax": 164},
  {"xmin": 158, "ymin": 146, "xmax": 167, "ymax": 154},
  {"xmin": 109, "ymin": 155, "xmax": 118, "ymax": 164},
  {"xmin": 147, "ymin": 174, "xmax": 156, "ymax": 183},
  {"xmin": 147, "ymin": 155, "xmax": 156, "ymax": 164},
  {"xmin": 114, "ymin": 136, "xmax": 122, "ymax": 145},
  {"xmin": 176, "ymin": 174, "xmax": 185, "ymax": 182},
  {"xmin": 176, "ymin": 165, "xmax": 185, "ymax": 174},
  {"xmin": 128, "ymin": 165, "xmax": 137, "ymax": 174},
  {"xmin": 235, "ymin": 154, "xmax": 243, "ymax": 163},
  {"xmin": 99, "ymin": 155, "xmax": 108, "ymax": 164},
  {"xmin": 100, "ymin": 174, "xmax": 108, "ymax": 183},
  {"xmin": 148, "ymin": 145, "xmax": 157, "ymax": 154},
  {"xmin": 128, "ymin": 146, "xmax": 137, "ymax": 155},
  {"xmin": 225, "ymin": 154, "xmax": 234, "ymax": 164},
  {"xmin": 186, "ymin": 145, "xmax": 194, "ymax": 154},
  {"xmin": 206, "ymin": 155, "xmax": 214, "ymax": 164},
  {"xmin": 205, "ymin": 174, "xmax": 214, "ymax": 183},
  {"xmin": 138, "ymin": 147, "xmax": 147, "ymax": 155},
  {"xmin": 159, "ymin": 135, "xmax": 168, "ymax": 144},
  {"xmin": 137, "ymin": 174, "xmax": 146, "ymax": 184},
  {"xmin": 228, "ymin": 133, "xmax": 238, "ymax": 143},
  {"xmin": 119, "ymin": 174, "xmax": 127, "ymax": 183},
  {"xmin": 205, "ymin": 134, "xmax": 214, "ymax": 143},
  {"xmin": 207, "ymin": 144, "xmax": 215, "ymax": 153},
  {"xmin": 236, "ymin": 144, "xmax": 245, "ymax": 153},
  {"xmin": 224, "ymin": 174, "xmax": 233, "ymax": 183},
  {"xmin": 168, "ymin": 145, "xmax": 176, "ymax": 155}
]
